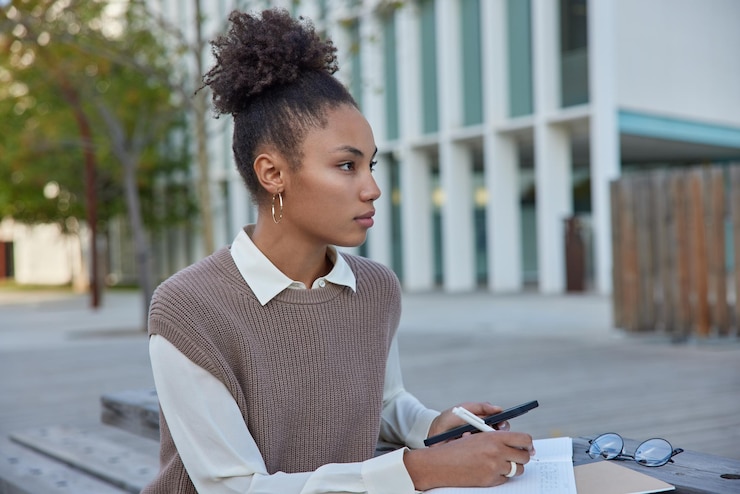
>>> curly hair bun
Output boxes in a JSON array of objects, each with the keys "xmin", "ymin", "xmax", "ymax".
[{"xmin": 203, "ymin": 8, "xmax": 338, "ymax": 116}]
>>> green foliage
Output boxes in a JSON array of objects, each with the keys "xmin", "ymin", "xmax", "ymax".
[{"xmin": 0, "ymin": 0, "xmax": 195, "ymax": 233}]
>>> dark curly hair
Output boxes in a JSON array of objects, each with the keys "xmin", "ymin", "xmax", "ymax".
[{"xmin": 202, "ymin": 8, "xmax": 358, "ymax": 203}]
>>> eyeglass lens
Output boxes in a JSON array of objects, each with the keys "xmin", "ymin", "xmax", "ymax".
[
  {"xmin": 588, "ymin": 433, "xmax": 674, "ymax": 467},
  {"xmin": 588, "ymin": 433, "xmax": 623, "ymax": 459},
  {"xmin": 634, "ymin": 438, "xmax": 673, "ymax": 466}
]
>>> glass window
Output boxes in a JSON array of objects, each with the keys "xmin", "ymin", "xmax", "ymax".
[
  {"xmin": 507, "ymin": 0, "xmax": 533, "ymax": 117},
  {"xmin": 430, "ymin": 158, "xmax": 443, "ymax": 284},
  {"xmin": 472, "ymin": 149, "xmax": 488, "ymax": 284},
  {"xmin": 461, "ymin": 0, "xmax": 483, "ymax": 126},
  {"xmin": 389, "ymin": 154, "xmax": 403, "ymax": 279},
  {"xmin": 560, "ymin": 0, "xmax": 589, "ymax": 106},
  {"xmin": 420, "ymin": 0, "xmax": 439, "ymax": 134}
]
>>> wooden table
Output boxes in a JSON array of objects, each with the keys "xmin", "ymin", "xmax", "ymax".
[{"xmin": 573, "ymin": 436, "xmax": 740, "ymax": 494}]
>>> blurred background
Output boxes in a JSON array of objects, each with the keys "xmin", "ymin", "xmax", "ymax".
[
  {"xmin": 1, "ymin": 1, "xmax": 740, "ymax": 490},
  {"xmin": 2, "ymin": 0, "xmax": 740, "ymax": 333}
]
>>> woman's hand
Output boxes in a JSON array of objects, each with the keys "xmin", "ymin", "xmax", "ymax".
[
  {"xmin": 428, "ymin": 402, "xmax": 511, "ymax": 439},
  {"xmin": 404, "ymin": 430, "xmax": 535, "ymax": 491}
]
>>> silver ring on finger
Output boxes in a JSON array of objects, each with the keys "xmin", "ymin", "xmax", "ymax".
[{"xmin": 505, "ymin": 460, "xmax": 517, "ymax": 478}]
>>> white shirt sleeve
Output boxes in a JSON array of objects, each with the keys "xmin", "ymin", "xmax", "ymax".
[
  {"xmin": 380, "ymin": 337, "xmax": 440, "ymax": 450},
  {"xmin": 149, "ymin": 334, "xmax": 420, "ymax": 494}
]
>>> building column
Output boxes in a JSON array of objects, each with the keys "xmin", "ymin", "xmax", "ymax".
[
  {"xmin": 367, "ymin": 155, "xmax": 392, "ymax": 266},
  {"xmin": 228, "ymin": 174, "xmax": 252, "ymax": 232},
  {"xmin": 532, "ymin": 0, "xmax": 571, "ymax": 293},
  {"xmin": 534, "ymin": 124, "xmax": 572, "ymax": 293},
  {"xmin": 436, "ymin": 0, "xmax": 475, "ymax": 291},
  {"xmin": 399, "ymin": 149, "xmax": 434, "ymax": 290},
  {"xmin": 588, "ymin": 0, "xmax": 620, "ymax": 294},
  {"xmin": 396, "ymin": 6, "xmax": 433, "ymax": 291},
  {"xmin": 439, "ymin": 143, "xmax": 476, "ymax": 291},
  {"xmin": 482, "ymin": 0, "xmax": 523, "ymax": 292},
  {"xmin": 485, "ymin": 134, "xmax": 522, "ymax": 291},
  {"xmin": 357, "ymin": 13, "xmax": 392, "ymax": 266}
]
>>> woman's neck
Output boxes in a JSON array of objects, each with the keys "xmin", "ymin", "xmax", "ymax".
[{"xmin": 249, "ymin": 222, "xmax": 332, "ymax": 288}]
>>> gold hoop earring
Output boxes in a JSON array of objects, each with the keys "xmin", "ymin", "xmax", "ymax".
[{"xmin": 271, "ymin": 192, "xmax": 283, "ymax": 224}]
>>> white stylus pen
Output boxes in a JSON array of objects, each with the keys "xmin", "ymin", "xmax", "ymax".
[{"xmin": 452, "ymin": 407, "xmax": 495, "ymax": 432}]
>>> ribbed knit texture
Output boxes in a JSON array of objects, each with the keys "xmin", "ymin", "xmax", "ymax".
[{"xmin": 141, "ymin": 247, "xmax": 402, "ymax": 493}]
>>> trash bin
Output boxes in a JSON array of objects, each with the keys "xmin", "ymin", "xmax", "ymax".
[{"xmin": 564, "ymin": 216, "xmax": 585, "ymax": 292}]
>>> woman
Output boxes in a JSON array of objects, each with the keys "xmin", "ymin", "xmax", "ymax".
[{"xmin": 143, "ymin": 8, "xmax": 534, "ymax": 493}]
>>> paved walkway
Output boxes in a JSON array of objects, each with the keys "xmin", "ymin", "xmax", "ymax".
[{"xmin": 1, "ymin": 288, "xmax": 739, "ymax": 462}]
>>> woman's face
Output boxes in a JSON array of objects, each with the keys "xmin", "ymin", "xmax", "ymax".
[{"xmin": 281, "ymin": 104, "xmax": 380, "ymax": 248}]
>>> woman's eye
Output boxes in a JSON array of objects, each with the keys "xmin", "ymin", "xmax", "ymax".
[
  {"xmin": 369, "ymin": 160, "xmax": 378, "ymax": 172},
  {"xmin": 339, "ymin": 162, "xmax": 354, "ymax": 171}
]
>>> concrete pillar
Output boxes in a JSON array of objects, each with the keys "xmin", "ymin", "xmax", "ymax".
[
  {"xmin": 359, "ymin": 14, "xmax": 392, "ymax": 266},
  {"xmin": 533, "ymin": 0, "xmax": 572, "ymax": 293},
  {"xmin": 482, "ymin": 0, "xmax": 523, "ymax": 292},
  {"xmin": 367, "ymin": 155, "xmax": 393, "ymax": 266},
  {"xmin": 228, "ymin": 174, "xmax": 251, "ymax": 232},
  {"xmin": 397, "ymin": 6, "xmax": 423, "ymax": 139},
  {"xmin": 397, "ymin": 6, "xmax": 433, "ymax": 291},
  {"xmin": 534, "ymin": 124, "xmax": 572, "ymax": 293},
  {"xmin": 485, "ymin": 134, "xmax": 522, "ymax": 291},
  {"xmin": 440, "ymin": 143, "xmax": 476, "ymax": 291},
  {"xmin": 399, "ymin": 149, "xmax": 434, "ymax": 291},
  {"xmin": 588, "ymin": 0, "xmax": 620, "ymax": 294},
  {"xmin": 436, "ymin": 0, "xmax": 475, "ymax": 291}
]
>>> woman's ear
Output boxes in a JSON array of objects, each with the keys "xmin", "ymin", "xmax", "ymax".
[{"xmin": 253, "ymin": 152, "xmax": 285, "ymax": 194}]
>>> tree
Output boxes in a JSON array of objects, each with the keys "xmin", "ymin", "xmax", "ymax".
[{"xmin": 0, "ymin": 0, "xmax": 195, "ymax": 318}]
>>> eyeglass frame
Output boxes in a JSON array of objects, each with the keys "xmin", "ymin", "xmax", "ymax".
[{"xmin": 587, "ymin": 432, "xmax": 684, "ymax": 467}]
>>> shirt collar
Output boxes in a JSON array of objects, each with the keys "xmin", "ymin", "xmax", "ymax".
[{"xmin": 230, "ymin": 225, "xmax": 356, "ymax": 306}]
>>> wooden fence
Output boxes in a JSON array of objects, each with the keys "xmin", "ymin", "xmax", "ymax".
[{"xmin": 610, "ymin": 165, "xmax": 740, "ymax": 338}]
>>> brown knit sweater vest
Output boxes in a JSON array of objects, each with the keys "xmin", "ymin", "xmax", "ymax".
[{"xmin": 142, "ymin": 247, "xmax": 401, "ymax": 493}]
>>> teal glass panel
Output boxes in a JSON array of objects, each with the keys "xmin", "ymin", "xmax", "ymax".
[
  {"xmin": 389, "ymin": 155, "xmax": 403, "ymax": 279},
  {"xmin": 317, "ymin": 0, "xmax": 328, "ymax": 19},
  {"xmin": 560, "ymin": 0, "xmax": 589, "ymax": 106},
  {"xmin": 472, "ymin": 150, "xmax": 488, "ymax": 284},
  {"xmin": 431, "ymin": 159, "xmax": 443, "ymax": 283},
  {"xmin": 420, "ymin": 0, "xmax": 439, "ymax": 134},
  {"xmin": 383, "ymin": 14, "xmax": 400, "ymax": 140},
  {"xmin": 507, "ymin": 0, "xmax": 533, "ymax": 116},
  {"xmin": 461, "ymin": 0, "xmax": 483, "ymax": 125}
]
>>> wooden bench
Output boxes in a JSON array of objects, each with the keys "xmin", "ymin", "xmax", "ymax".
[
  {"xmin": 101, "ymin": 389, "xmax": 160, "ymax": 442},
  {"xmin": 0, "ymin": 425, "xmax": 157, "ymax": 494}
]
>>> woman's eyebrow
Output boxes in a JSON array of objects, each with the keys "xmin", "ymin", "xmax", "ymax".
[{"xmin": 331, "ymin": 145, "xmax": 378, "ymax": 158}]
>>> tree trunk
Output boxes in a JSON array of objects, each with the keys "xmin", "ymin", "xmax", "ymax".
[
  {"xmin": 95, "ymin": 102, "xmax": 153, "ymax": 330},
  {"xmin": 122, "ymin": 154, "xmax": 154, "ymax": 329},
  {"xmin": 57, "ymin": 79, "xmax": 101, "ymax": 309}
]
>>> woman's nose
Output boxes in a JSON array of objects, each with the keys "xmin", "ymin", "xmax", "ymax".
[{"xmin": 362, "ymin": 174, "xmax": 381, "ymax": 201}]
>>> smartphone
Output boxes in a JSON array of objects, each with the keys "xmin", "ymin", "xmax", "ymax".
[{"xmin": 423, "ymin": 400, "xmax": 539, "ymax": 446}]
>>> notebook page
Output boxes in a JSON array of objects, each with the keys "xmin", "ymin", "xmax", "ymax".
[{"xmin": 426, "ymin": 437, "xmax": 577, "ymax": 494}]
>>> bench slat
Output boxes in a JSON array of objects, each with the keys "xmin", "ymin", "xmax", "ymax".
[
  {"xmin": 9, "ymin": 425, "xmax": 158, "ymax": 493},
  {"xmin": 0, "ymin": 438, "xmax": 128, "ymax": 494}
]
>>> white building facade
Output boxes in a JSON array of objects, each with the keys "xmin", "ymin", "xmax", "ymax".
[{"xmin": 146, "ymin": 0, "xmax": 740, "ymax": 295}]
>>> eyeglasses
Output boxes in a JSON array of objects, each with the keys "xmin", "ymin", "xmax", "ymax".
[{"xmin": 587, "ymin": 433, "xmax": 684, "ymax": 467}]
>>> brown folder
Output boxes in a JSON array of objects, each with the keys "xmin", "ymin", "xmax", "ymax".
[{"xmin": 574, "ymin": 461, "xmax": 675, "ymax": 494}]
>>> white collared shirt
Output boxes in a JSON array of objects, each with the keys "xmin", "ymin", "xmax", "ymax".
[{"xmin": 149, "ymin": 226, "xmax": 438, "ymax": 493}]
